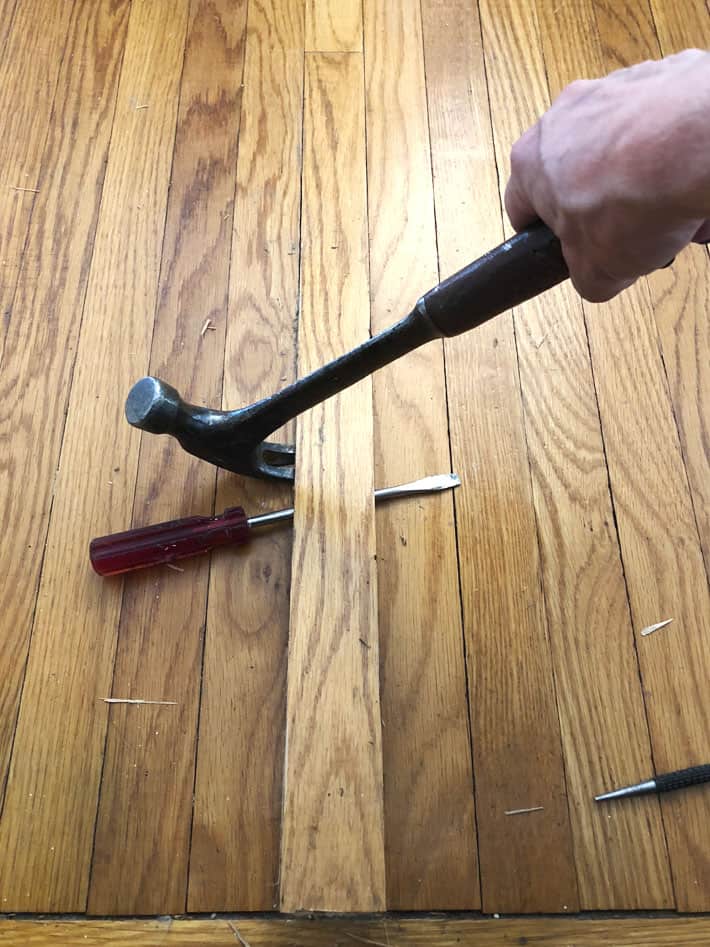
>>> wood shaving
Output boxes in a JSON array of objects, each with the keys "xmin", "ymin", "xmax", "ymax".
[
  {"xmin": 504, "ymin": 806, "xmax": 544, "ymax": 816},
  {"xmin": 227, "ymin": 923, "xmax": 252, "ymax": 947},
  {"xmin": 134, "ymin": 103, "xmax": 149, "ymax": 110},
  {"xmin": 10, "ymin": 186, "xmax": 40, "ymax": 193},
  {"xmin": 200, "ymin": 318, "xmax": 216, "ymax": 337},
  {"xmin": 165, "ymin": 562, "xmax": 184, "ymax": 573},
  {"xmin": 343, "ymin": 932, "xmax": 389, "ymax": 947},
  {"xmin": 101, "ymin": 698, "xmax": 177, "ymax": 706},
  {"xmin": 641, "ymin": 618, "xmax": 673, "ymax": 637}
]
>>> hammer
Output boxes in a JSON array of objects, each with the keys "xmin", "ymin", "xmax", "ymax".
[{"xmin": 126, "ymin": 223, "xmax": 568, "ymax": 481}]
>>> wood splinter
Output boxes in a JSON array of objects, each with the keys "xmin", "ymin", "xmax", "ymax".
[
  {"xmin": 504, "ymin": 806, "xmax": 545, "ymax": 816},
  {"xmin": 641, "ymin": 618, "xmax": 673, "ymax": 637},
  {"xmin": 101, "ymin": 698, "xmax": 177, "ymax": 706}
]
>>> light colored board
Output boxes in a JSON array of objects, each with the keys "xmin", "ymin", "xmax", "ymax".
[
  {"xmin": 537, "ymin": 0, "xmax": 710, "ymax": 912},
  {"xmin": 364, "ymin": 0, "xmax": 479, "ymax": 909},
  {"xmin": 0, "ymin": 0, "xmax": 78, "ymax": 360},
  {"xmin": 648, "ymin": 0, "xmax": 710, "ymax": 55},
  {"xmin": 474, "ymin": 0, "xmax": 672, "ymax": 909},
  {"xmin": 87, "ymin": 0, "xmax": 247, "ymax": 915},
  {"xmin": 187, "ymin": 0, "xmax": 304, "ymax": 911},
  {"xmin": 305, "ymin": 0, "xmax": 361, "ymax": 51},
  {"xmin": 592, "ymin": 0, "xmax": 659, "ymax": 70},
  {"xmin": 4, "ymin": 917, "xmax": 710, "ymax": 947},
  {"xmin": 279, "ymin": 51, "xmax": 383, "ymax": 914},
  {"xmin": 420, "ymin": 0, "xmax": 577, "ymax": 912},
  {"xmin": 0, "ymin": 0, "xmax": 19, "ymax": 61},
  {"xmin": 648, "ymin": 243, "xmax": 710, "ymax": 579},
  {"xmin": 648, "ymin": 0, "xmax": 710, "ymax": 583},
  {"xmin": 0, "ymin": 0, "xmax": 189, "ymax": 911},
  {"xmin": 0, "ymin": 0, "xmax": 130, "ymax": 808}
]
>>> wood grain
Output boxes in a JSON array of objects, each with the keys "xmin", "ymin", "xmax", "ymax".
[
  {"xmin": 0, "ymin": 0, "xmax": 78, "ymax": 359},
  {"xmin": 187, "ymin": 0, "xmax": 304, "ymax": 911},
  {"xmin": 537, "ymin": 0, "xmax": 710, "ymax": 911},
  {"xmin": 647, "ymin": 1, "xmax": 710, "ymax": 583},
  {"xmin": 0, "ymin": 0, "xmax": 19, "ymax": 59},
  {"xmin": 364, "ymin": 0, "xmax": 479, "ymax": 910},
  {"xmin": 0, "ymin": 0, "xmax": 129, "ymax": 809},
  {"xmin": 420, "ymin": 0, "xmax": 577, "ymax": 912},
  {"xmin": 87, "ymin": 0, "xmax": 247, "ymax": 915},
  {"xmin": 306, "ymin": 0, "xmax": 361, "ymax": 52},
  {"xmin": 4, "ymin": 917, "xmax": 710, "ymax": 947},
  {"xmin": 0, "ymin": 0, "xmax": 189, "ymax": 911},
  {"xmin": 279, "ymin": 51, "xmax": 383, "ymax": 914},
  {"xmin": 473, "ymin": 0, "xmax": 672, "ymax": 910}
]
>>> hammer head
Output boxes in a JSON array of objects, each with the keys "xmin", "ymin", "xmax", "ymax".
[{"xmin": 125, "ymin": 377, "xmax": 296, "ymax": 481}]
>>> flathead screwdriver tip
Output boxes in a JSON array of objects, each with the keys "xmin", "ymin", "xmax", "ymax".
[{"xmin": 372, "ymin": 473, "xmax": 460, "ymax": 502}]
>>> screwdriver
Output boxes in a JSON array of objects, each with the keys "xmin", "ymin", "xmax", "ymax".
[
  {"xmin": 90, "ymin": 473, "xmax": 460, "ymax": 577},
  {"xmin": 595, "ymin": 764, "xmax": 710, "ymax": 802}
]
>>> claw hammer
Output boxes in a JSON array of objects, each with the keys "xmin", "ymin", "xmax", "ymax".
[{"xmin": 126, "ymin": 223, "xmax": 568, "ymax": 480}]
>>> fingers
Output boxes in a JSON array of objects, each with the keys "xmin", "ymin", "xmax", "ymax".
[
  {"xmin": 562, "ymin": 244, "xmax": 636, "ymax": 303},
  {"xmin": 504, "ymin": 175, "xmax": 537, "ymax": 232},
  {"xmin": 505, "ymin": 125, "xmax": 541, "ymax": 231}
]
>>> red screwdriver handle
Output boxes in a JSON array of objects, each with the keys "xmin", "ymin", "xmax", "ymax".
[{"xmin": 89, "ymin": 507, "xmax": 251, "ymax": 576}]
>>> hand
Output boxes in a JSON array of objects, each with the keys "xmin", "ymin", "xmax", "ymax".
[{"xmin": 504, "ymin": 49, "xmax": 710, "ymax": 302}]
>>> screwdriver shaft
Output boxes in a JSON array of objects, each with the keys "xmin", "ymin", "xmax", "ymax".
[{"xmin": 246, "ymin": 473, "xmax": 460, "ymax": 528}]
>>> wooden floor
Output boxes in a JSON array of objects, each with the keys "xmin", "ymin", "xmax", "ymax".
[{"xmin": 0, "ymin": 0, "xmax": 709, "ymax": 925}]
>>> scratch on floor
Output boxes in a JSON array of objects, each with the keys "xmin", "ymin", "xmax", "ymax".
[{"xmin": 641, "ymin": 618, "xmax": 673, "ymax": 637}]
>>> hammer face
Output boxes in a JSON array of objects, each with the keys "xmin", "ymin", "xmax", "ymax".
[{"xmin": 125, "ymin": 376, "xmax": 295, "ymax": 480}]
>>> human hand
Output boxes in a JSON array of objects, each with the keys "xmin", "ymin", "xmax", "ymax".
[{"xmin": 504, "ymin": 49, "xmax": 710, "ymax": 302}]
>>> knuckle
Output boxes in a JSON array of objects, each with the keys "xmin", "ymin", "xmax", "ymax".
[{"xmin": 559, "ymin": 78, "xmax": 593, "ymax": 100}]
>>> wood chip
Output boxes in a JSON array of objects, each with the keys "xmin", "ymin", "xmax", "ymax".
[
  {"xmin": 641, "ymin": 618, "xmax": 673, "ymax": 637},
  {"xmin": 10, "ymin": 186, "xmax": 40, "ymax": 193},
  {"xmin": 165, "ymin": 562, "xmax": 184, "ymax": 573},
  {"xmin": 504, "ymin": 806, "xmax": 545, "ymax": 816},
  {"xmin": 101, "ymin": 698, "xmax": 177, "ymax": 706},
  {"xmin": 200, "ymin": 318, "xmax": 216, "ymax": 337}
]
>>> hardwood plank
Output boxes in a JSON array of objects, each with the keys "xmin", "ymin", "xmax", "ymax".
[
  {"xmin": 87, "ymin": 0, "xmax": 247, "ymax": 916},
  {"xmin": 0, "ymin": 0, "xmax": 130, "ymax": 808},
  {"xmin": 649, "ymin": 0, "xmax": 709, "ymax": 55},
  {"xmin": 419, "ymin": 0, "xmax": 578, "ymax": 912},
  {"xmin": 0, "ymin": 0, "xmax": 19, "ymax": 61},
  {"xmin": 647, "ymin": 2, "xmax": 710, "ymax": 584},
  {"xmin": 5, "ymin": 917, "xmax": 710, "ymax": 947},
  {"xmin": 470, "ymin": 0, "xmax": 672, "ymax": 910},
  {"xmin": 305, "ymin": 0, "xmax": 361, "ymax": 52},
  {"xmin": 537, "ymin": 0, "xmax": 710, "ymax": 912},
  {"xmin": 0, "ymin": 0, "xmax": 189, "ymax": 912},
  {"xmin": 187, "ymin": 0, "xmax": 304, "ymax": 911},
  {"xmin": 279, "ymin": 51, "xmax": 383, "ymax": 914},
  {"xmin": 364, "ymin": 0, "xmax": 479, "ymax": 910},
  {"xmin": 0, "ymin": 0, "xmax": 78, "ymax": 359}
]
